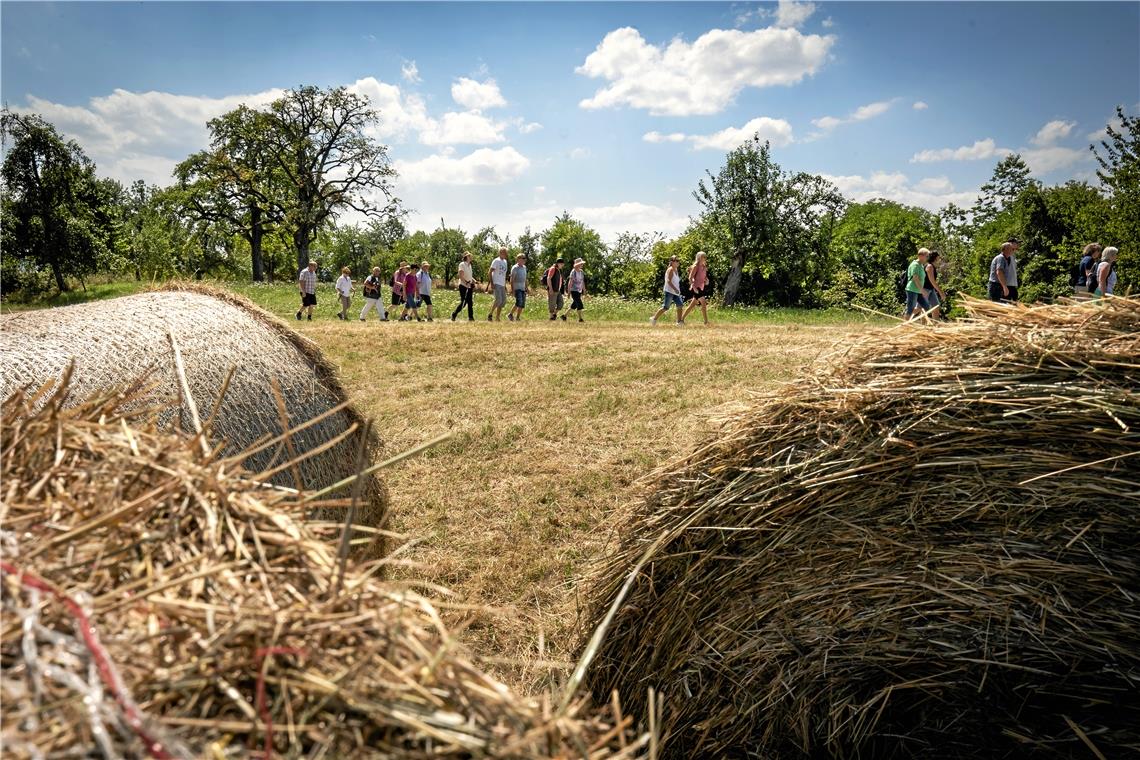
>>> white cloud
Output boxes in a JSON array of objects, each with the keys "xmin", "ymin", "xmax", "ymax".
[
  {"xmin": 419, "ymin": 111, "xmax": 507, "ymax": 145},
  {"xmin": 451, "ymin": 77, "xmax": 507, "ymax": 110},
  {"xmin": 569, "ymin": 147, "xmax": 592, "ymax": 160},
  {"xmin": 910, "ymin": 138, "xmax": 1011, "ymax": 163},
  {"xmin": 346, "ymin": 77, "xmax": 434, "ymax": 140},
  {"xmin": 1031, "ymin": 119, "xmax": 1076, "ymax": 146},
  {"xmin": 401, "ymin": 60, "xmax": 421, "ymax": 84},
  {"xmin": 395, "ymin": 146, "xmax": 530, "ymax": 186},
  {"xmin": 821, "ymin": 17, "xmax": 835, "ymax": 28},
  {"xmin": 912, "ymin": 101, "xmax": 929, "ymax": 111},
  {"xmin": 822, "ymin": 171, "xmax": 977, "ymax": 212},
  {"xmin": 576, "ymin": 26, "xmax": 834, "ymax": 116},
  {"xmin": 518, "ymin": 121, "xmax": 543, "ymax": 134},
  {"xmin": 775, "ymin": 0, "xmax": 817, "ymax": 29},
  {"xmin": 688, "ymin": 117, "xmax": 795, "ymax": 150},
  {"xmin": 1021, "ymin": 145, "xmax": 1087, "ymax": 173},
  {"xmin": 643, "ymin": 131, "xmax": 687, "ymax": 143},
  {"xmin": 811, "ymin": 99, "xmax": 894, "ymax": 132}
]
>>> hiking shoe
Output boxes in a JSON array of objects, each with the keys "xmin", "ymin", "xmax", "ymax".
[
  {"xmin": 359, "ymin": 318, "xmax": 365, "ymax": 322},
  {"xmin": 306, "ymin": 314, "xmax": 312, "ymax": 321},
  {"xmin": 650, "ymin": 317, "xmax": 657, "ymax": 325},
  {"xmin": 427, "ymin": 317, "xmax": 433, "ymax": 322},
  {"xmin": 296, "ymin": 310, "xmax": 302, "ymax": 320},
  {"xmin": 578, "ymin": 317, "xmax": 585, "ymax": 323},
  {"xmin": 560, "ymin": 314, "xmax": 567, "ymax": 321},
  {"xmin": 488, "ymin": 314, "xmax": 493, "ymax": 322},
  {"xmin": 550, "ymin": 315, "xmax": 556, "ymax": 321},
  {"xmin": 508, "ymin": 313, "xmax": 514, "ymax": 321}
]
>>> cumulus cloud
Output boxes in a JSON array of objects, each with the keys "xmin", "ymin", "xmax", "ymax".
[
  {"xmin": 451, "ymin": 77, "xmax": 507, "ymax": 110},
  {"xmin": 518, "ymin": 121, "xmax": 543, "ymax": 134},
  {"xmin": 1031, "ymin": 119, "xmax": 1076, "ymax": 146},
  {"xmin": 811, "ymin": 99, "xmax": 894, "ymax": 132},
  {"xmin": 569, "ymin": 147, "xmax": 592, "ymax": 160},
  {"xmin": 910, "ymin": 138, "xmax": 1011, "ymax": 163},
  {"xmin": 576, "ymin": 26, "xmax": 834, "ymax": 116},
  {"xmin": 821, "ymin": 171, "xmax": 977, "ymax": 212},
  {"xmin": 396, "ymin": 146, "xmax": 530, "ymax": 185},
  {"xmin": 419, "ymin": 111, "xmax": 507, "ymax": 145},
  {"xmin": 643, "ymin": 131, "xmax": 687, "ymax": 144},
  {"xmin": 401, "ymin": 60, "xmax": 421, "ymax": 84},
  {"xmin": 644, "ymin": 117, "xmax": 794, "ymax": 150},
  {"xmin": 1021, "ymin": 145, "xmax": 1087, "ymax": 173},
  {"xmin": 912, "ymin": 101, "xmax": 928, "ymax": 111},
  {"xmin": 775, "ymin": 0, "xmax": 817, "ymax": 29}
]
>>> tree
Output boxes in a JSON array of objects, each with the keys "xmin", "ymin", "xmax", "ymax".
[
  {"xmin": 1092, "ymin": 105, "xmax": 1140, "ymax": 286},
  {"xmin": 115, "ymin": 181, "xmax": 193, "ymax": 281},
  {"xmin": 175, "ymin": 106, "xmax": 284, "ymax": 281},
  {"xmin": 605, "ymin": 231, "xmax": 661, "ymax": 298},
  {"xmin": 1, "ymin": 111, "xmax": 117, "ymax": 292},
  {"xmin": 971, "ymin": 154, "xmax": 1035, "ymax": 227},
  {"xmin": 540, "ymin": 213, "xmax": 605, "ymax": 287},
  {"xmin": 262, "ymin": 86, "xmax": 401, "ymax": 272},
  {"xmin": 430, "ymin": 222, "xmax": 467, "ymax": 287},
  {"xmin": 695, "ymin": 137, "xmax": 844, "ymax": 306}
]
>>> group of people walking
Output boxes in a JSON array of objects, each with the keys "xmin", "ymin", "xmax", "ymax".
[
  {"xmin": 903, "ymin": 238, "xmax": 1124, "ymax": 321},
  {"xmin": 298, "ymin": 247, "xmax": 590, "ymax": 324}
]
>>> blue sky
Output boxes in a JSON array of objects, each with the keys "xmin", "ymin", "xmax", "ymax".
[{"xmin": 3, "ymin": 1, "xmax": 1138, "ymax": 240}]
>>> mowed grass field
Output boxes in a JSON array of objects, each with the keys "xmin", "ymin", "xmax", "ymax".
[{"xmin": 4, "ymin": 280, "xmax": 885, "ymax": 688}]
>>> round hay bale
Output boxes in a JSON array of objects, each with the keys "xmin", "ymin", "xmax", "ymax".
[
  {"xmin": 0, "ymin": 283, "xmax": 386, "ymax": 554},
  {"xmin": 582, "ymin": 298, "xmax": 1140, "ymax": 758}
]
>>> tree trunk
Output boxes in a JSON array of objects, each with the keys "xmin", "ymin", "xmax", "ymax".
[
  {"xmin": 51, "ymin": 260, "xmax": 67, "ymax": 293},
  {"xmin": 722, "ymin": 249, "xmax": 746, "ymax": 307},
  {"xmin": 295, "ymin": 228, "xmax": 310, "ymax": 274},
  {"xmin": 250, "ymin": 208, "xmax": 265, "ymax": 282}
]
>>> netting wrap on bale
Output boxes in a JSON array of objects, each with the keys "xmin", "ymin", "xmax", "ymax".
[
  {"xmin": 582, "ymin": 298, "xmax": 1140, "ymax": 759},
  {"xmin": 0, "ymin": 380, "xmax": 651, "ymax": 758},
  {"xmin": 0, "ymin": 284, "xmax": 385, "ymax": 551}
]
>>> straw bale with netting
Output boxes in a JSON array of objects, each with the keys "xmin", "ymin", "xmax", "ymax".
[
  {"xmin": 0, "ymin": 283, "xmax": 385, "ymax": 552},
  {"xmin": 580, "ymin": 297, "xmax": 1140, "ymax": 759},
  {"xmin": 0, "ymin": 376, "xmax": 652, "ymax": 758}
]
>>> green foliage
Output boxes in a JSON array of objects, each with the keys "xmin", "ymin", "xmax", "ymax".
[
  {"xmin": 823, "ymin": 199, "xmax": 939, "ymax": 311},
  {"xmin": 1, "ymin": 111, "xmax": 118, "ymax": 293},
  {"xmin": 1093, "ymin": 106, "xmax": 1140, "ymax": 288},
  {"xmin": 694, "ymin": 138, "xmax": 845, "ymax": 306},
  {"xmin": 539, "ymin": 212, "xmax": 606, "ymax": 286},
  {"xmin": 971, "ymin": 153, "xmax": 1035, "ymax": 226},
  {"xmin": 604, "ymin": 231, "xmax": 659, "ymax": 299}
]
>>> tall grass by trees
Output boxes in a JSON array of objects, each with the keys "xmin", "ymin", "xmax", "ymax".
[{"xmin": 3, "ymin": 97, "xmax": 1136, "ymax": 308}]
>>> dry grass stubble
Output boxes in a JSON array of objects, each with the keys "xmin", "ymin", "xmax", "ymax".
[{"xmin": 299, "ymin": 318, "xmax": 865, "ymax": 686}]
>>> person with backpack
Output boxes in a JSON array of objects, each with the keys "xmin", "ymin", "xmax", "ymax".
[
  {"xmin": 1094, "ymin": 246, "xmax": 1119, "ymax": 298},
  {"xmin": 567, "ymin": 258, "xmax": 587, "ymax": 322},
  {"xmin": 359, "ymin": 266, "xmax": 387, "ymax": 321},
  {"xmin": 508, "ymin": 254, "xmax": 528, "ymax": 322},
  {"xmin": 390, "ymin": 261, "xmax": 407, "ymax": 313},
  {"xmin": 452, "ymin": 251, "xmax": 477, "ymax": 321},
  {"xmin": 905, "ymin": 248, "xmax": 931, "ymax": 321},
  {"xmin": 544, "ymin": 257, "xmax": 566, "ymax": 321},
  {"xmin": 923, "ymin": 250, "xmax": 946, "ymax": 320},
  {"xmin": 1074, "ymin": 243, "xmax": 1102, "ymax": 297}
]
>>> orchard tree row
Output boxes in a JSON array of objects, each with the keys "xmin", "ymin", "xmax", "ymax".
[{"xmin": 2, "ymin": 91, "xmax": 1136, "ymax": 308}]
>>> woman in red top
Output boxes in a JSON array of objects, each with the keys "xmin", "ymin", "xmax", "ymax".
[{"xmin": 682, "ymin": 251, "xmax": 711, "ymax": 325}]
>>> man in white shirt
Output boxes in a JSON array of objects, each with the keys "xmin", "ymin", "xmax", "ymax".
[{"xmin": 487, "ymin": 247, "xmax": 509, "ymax": 322}]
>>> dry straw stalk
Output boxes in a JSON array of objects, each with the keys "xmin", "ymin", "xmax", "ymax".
[{"xmin": 581, "ymin": 296, "xmax": 1140, "ymax": 759}]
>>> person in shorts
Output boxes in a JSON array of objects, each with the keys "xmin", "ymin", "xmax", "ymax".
[
  {"xmin": 417, "ymin": 260, "xmax": 435, "ymax": 321},
  {"xmin": 296, "ymin": 260, "xmax": 318, "ymax": 321},
  {"xmin": 487, "ymin": 247, "xmax": 509, "ymax": 321},
  {"xmin": 650, "ymin": 256, "xmax": 685, "ymax": 325},
  {"xmin": 681, "ymin": 251, "xmax": 711, "ymax": 325},
  {"xmin": 400, "ymin": 262, "xmax": 423, "ymax": 321},
  {"xmin": 390, "ymin": 261, "xmax": 407, "ymax": 311},
  {"xmin": 923, "ymin": 250, "xmax": 946, "ymax": 320},
  {"xmin": 508, "ymin": 254, "xmax": 528, "ymax": 321},
  {"xmin": 988, "ymin": 238, "xmax": 1021, "ymax": 303},
  {"xmin": 360, "ymin": 266, "xmax": 387, "ymax": 321},
  {"xmin": 545, "ymin": 257, "xmax": 565, "ymax": 321},
  {"xmin": 567, "ymin": 258, "xmax": 587, "ymax": 322}
]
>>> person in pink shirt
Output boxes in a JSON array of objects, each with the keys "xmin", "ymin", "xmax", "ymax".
[
  {"xmin": 682, "ymin": 251, "xmax": 711, "ymax": 325},
  {"xmin": 399, "ymin": 262, "xmax": 423, "ymax": 322}
]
